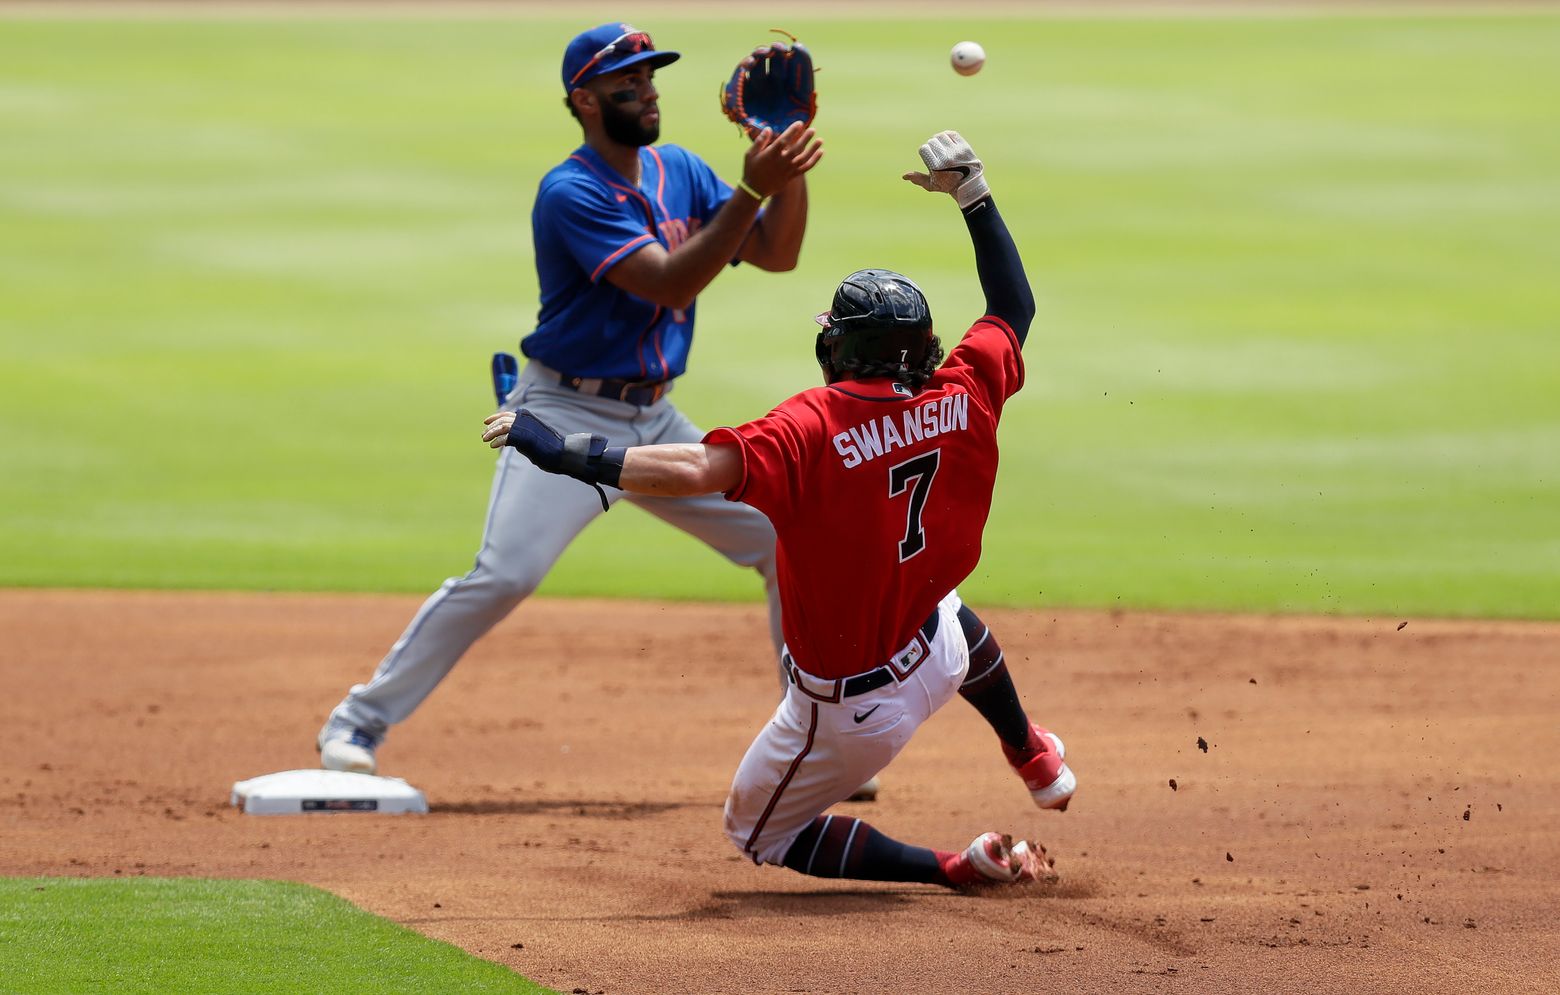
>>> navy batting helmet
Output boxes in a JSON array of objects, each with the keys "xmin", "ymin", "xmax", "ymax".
[{"xmin": 814, "ymin": 269, "xmax": 941, "ymax": 387}]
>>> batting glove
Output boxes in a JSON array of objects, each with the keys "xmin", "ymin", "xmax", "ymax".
[{"xmin": 902, "ymin": 130, "xmax": 990, "ymax": 210}]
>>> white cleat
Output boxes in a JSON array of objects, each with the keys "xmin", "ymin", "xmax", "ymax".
[
  {"xmin": 318, "ymin": 727, "xmax": 379, "ymax": 775},
  {"xmin": 846, "ymin": 775, "xmax": 881, "ymax": 802},
  {"xmin": 1011, "ymin": 725, "xmax": 1076, "ymax": 812},
  {"xmin": 1009, "ymin": 839, "xmax": 1059, "ymax": 884},
  {"xmin": 948, "ymin": 831, "xmax": 1059, "ymax": 889}
]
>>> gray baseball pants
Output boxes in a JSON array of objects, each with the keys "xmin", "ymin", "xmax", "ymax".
[{"xmin": 320, "ymin": 359, "xmax": 783, "ymax": 745}]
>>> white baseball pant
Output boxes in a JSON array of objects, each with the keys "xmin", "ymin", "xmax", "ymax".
[{"xmin": 724, "ymin": 590, "xmax": 970, "ymax": 866}]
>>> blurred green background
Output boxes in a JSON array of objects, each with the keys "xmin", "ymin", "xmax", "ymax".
[{"xmin": 2, "ymin": 6, "xmax": 1557, "ymax": 617}]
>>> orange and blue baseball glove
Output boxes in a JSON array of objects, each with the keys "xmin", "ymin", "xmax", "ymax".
[{"xmin": 720, "ymin": 32, "xmax": 817, "ymax": 139}]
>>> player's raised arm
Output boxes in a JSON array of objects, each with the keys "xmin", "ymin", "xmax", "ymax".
[
  {"xmin": 903, "ymin": 131, "xmax": 1035, "ymax": 344},
  {"xmin": 735, "ymin": 140, "xmax": 812, "ymax": 273},
  {"xmin": 723, "ymin": 36, "xmax": 820, "ymax": 272},
  {"xmin": 481, "ymin": 410, "xmax": 740, "ymax": 507}
]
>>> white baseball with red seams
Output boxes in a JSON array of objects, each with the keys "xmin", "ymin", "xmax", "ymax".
[{"xmin": 950, "ymin": 41, "xmax": 985, "ymax": 76}]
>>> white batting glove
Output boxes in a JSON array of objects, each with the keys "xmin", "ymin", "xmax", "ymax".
[{"xmin": 902, "ymin": 130, "xmax": 990, "ymax": 209}]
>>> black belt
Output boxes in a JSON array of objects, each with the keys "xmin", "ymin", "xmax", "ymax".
[
  {"xmin": 785, "ymin": 608, "xmax": 941, "ymax": 701},
  {"xmin": 557, "ymin": 372, "xmax": 670, "ymax": 406}
]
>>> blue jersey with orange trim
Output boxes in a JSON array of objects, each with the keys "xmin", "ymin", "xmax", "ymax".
[{"xmin": 522, "ymin": 143, "xmax": 733, "ymax": 381}]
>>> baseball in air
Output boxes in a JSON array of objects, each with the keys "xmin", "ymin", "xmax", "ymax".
[{"xmin": 950, "ymin": 41, "xmax": 985, "ymax": 76}]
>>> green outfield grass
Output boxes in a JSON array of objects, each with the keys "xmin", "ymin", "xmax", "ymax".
[
  {"xmin": 1, "ymin": 9, "xmax": 1557, "ymax": 617},
  {"xmin": 0, "ymin": 877, "xmax": 552, "ymax": 993}
]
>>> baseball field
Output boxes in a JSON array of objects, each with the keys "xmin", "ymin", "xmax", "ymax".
[{"xmin": 2, "ymin": 3, "xmax": 1558, "ymax": 993}]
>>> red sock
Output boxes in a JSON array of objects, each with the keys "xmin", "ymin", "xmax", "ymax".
[
  {"xmin": 1001, "ymin": 722, "xmax": 1047, "ymax": 768},
  {"xmin": 935, "ymin": 849, "xmax": 972, "ymax": 887}
]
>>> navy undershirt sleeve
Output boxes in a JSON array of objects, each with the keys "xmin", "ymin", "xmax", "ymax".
[{"xmin": 961, "ymin": 197, "xmax": 1036, "ymax": 346}]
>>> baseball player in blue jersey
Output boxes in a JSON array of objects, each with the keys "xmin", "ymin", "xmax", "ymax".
[{"xmin": 316, "ymin": 22, "xmax": 824, "ymax": 776}]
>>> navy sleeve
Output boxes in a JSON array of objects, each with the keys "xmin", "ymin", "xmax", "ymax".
[{"xmin": 961, "ymin": 197, "xmax": 1035, "ymax": 346}]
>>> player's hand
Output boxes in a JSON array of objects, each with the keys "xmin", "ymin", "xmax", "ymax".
[
  {"xmin": 741, "ymin": 121, "xmax": 823, "ymax": 199},
  {"xmin": 485, "ymin": 409, "xmax": 620, "ymax": 512},
  {"xmin": 482, "ymin": 410, "xmax": 569, "ymax": 469},
  {"xmin": 482, "ymin": 410, "xmax": 517, "ymax": 449},
  {"xmin": 903, "ymin": 130, "xmax": 990, "ymax": 209},
  {"xmin": 485, "ymin": 408, "xmax": 567, "ymax": 471},
  {"xmin": 483, "ymin": 407, "xmax": 578, "ymax": 476}
]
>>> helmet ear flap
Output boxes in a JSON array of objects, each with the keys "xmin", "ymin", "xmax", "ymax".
[{"xmin": 815, "ymin": 330, "xmax": 837, "ymax": 382}]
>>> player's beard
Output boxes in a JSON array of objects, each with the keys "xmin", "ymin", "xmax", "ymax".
[{"xmin": 601, "ymin": 98, "xmax": 659, "ymax": 147}]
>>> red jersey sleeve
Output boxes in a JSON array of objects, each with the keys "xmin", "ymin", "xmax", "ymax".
[
  {"xmin": 938, "ymin": 316, "xmax": 1025, "ymax": 417},
  {"xmin": 701, "ymin": 400, "xmax": 818, "ymax": 526}
]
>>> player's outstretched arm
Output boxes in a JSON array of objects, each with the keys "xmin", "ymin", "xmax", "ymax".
[
  {"xmin": 481, "ymin": 411, "xmax": 739, "ymax": 499},
  {"xmin": 617, "ymin": 442, "xmax": 742, "ymax": 496},
  {"xmin": 724, "ymin": 38, "xmax": 819, "ymax": 272},
  {"xmin": 903, "ymin": 130, "xmax": 1035, "ymax": 344},
  {"xmin": 604, "ymin": 123, "xmax": 823, "ymax": 309}
]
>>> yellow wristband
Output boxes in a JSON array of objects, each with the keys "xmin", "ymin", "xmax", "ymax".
[{"xmin": 737, "ymin": 180, "xmax": 766, "ymax": 203}]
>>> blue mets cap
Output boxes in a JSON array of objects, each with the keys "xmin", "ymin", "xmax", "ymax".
[{"xmin": 562, "ymin": 23, "xmax": 680, "ymax": 92}]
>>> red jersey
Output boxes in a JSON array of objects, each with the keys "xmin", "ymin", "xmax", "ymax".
[{"xmin": 704, "ymin": 317, "xmax": 1024, "ymax": 678}]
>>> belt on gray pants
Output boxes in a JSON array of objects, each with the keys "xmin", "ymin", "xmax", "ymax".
[
  {"xmin": 556, "ymin": 371, "xmax": 671, "ymax": 406},
  {"xmin": 783, "ymin": 609, "xmax": 941, "ymax": 703}
]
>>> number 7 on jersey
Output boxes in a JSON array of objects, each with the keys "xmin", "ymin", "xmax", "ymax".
[{"xmin": 888, "ymin": 449, "xmax": 941, "ymax": 562}]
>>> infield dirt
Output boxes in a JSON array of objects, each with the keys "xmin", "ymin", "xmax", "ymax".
[{"xmin": 3, "ymin": 590, "xmax": 1557, "ymax": 994}]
